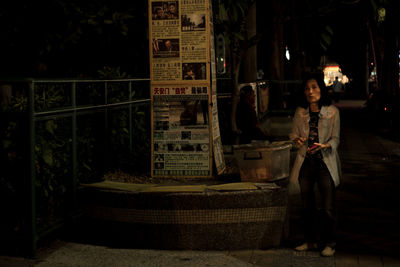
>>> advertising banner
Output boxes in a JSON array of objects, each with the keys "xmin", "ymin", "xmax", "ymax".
[
  {"xmin": 152, "ymin": 84, "xmax": 211, "ymax": 177},
  {"xmin": 149, "ymin": 0, "xmax": 225, "ymax": 177},
  {"xmin": 149, "ymin": 0, "xmax": 209, "ymax": 84}
]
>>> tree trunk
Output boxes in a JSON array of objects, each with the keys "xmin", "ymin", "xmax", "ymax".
[
  {"xmin": 270, "ymin": 0, "xmax": 284, "ymax": 81},
  {"xmin": 365, "ymin": 43, "xmax": 370, "ymax": 97},
  {"xmin": 381, "ymin": 16, "xmax": 399, "ymax": 97},
  {"xmin": 289, "ymin": 1, "xmax": 304, "ymax": 81},
  {"xmin": 367, "ymin": 18, "xmax": 379, "ymax": 91},
  {"xmin": 230, "ymin": 50, "xmax": 243, "ymax": 144},
  {"xmin": 243, "ymin": 2, "xmax": 257, "ymax": 83},
  {"xmin": 230, "ymin": 2, "xmax": 257, "ymax": 145},
  {"xmin": 371, "ymin": 7, "xmax": 400, "ymax": 97},
  {"xmin": 269, "ymin": 0, "xmax": 285, "ymax": 109}
]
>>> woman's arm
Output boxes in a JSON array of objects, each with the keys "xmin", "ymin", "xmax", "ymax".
[
  {"xmin": 289, "ymin": 107, "xmax": 306, "ymax": 148},
  {"xmin": 326, "ymin": 106, "xmax": 340, "ymax": 150}
]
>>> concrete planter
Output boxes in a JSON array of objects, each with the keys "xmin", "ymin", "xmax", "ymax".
[{"xmin": 79, "ymin": 185, "xmax": 288, "ymax": 250}]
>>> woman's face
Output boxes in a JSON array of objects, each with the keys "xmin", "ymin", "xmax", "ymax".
[{"xmin": 304, "ymin": 79, "xmax": 321, "ymax": 104}]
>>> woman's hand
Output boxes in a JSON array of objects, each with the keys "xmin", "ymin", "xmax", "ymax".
[
  {"xmin": 294, "ymin": 137, "xmax": 306, "ymax": 148},
  {"xmin": 307, "ymin": 142, "xmax": 331, "ymax": 154}
]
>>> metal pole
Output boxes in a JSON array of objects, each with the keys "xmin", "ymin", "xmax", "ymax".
[
  {"xmin": 367, "ymin": 18, "xmax": 379, "ymax": 91},
  {"xmin": 366, "ymin": 43, "xmax": 370, "ymax": 97},
  {"xmin": 104, "ymin": 82, "xmax": 108, "ymax": 169},
  {"xmin": 129, "ymin": 81, "xmax": 133, "ymax": 152},
  {"xmin": 71, "ymin": 82, "xmax": 77, "ymax": 209},
  {"xmin": 28, "ymin": 81, "xmax": 37, "ymax": 257}
]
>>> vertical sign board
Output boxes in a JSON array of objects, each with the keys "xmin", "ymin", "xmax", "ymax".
[
  {"xmin": 208, "ymin": 0, "xmax": 225, "ymax": 175},
  {"xmin": 149, "ymin": 0, "xmax": 221, "ymax": 177}
]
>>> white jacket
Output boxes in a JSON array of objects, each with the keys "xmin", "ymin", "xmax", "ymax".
[{"xmin": 289, "ymin": 105, "xmax": 341, "ymax": 191}]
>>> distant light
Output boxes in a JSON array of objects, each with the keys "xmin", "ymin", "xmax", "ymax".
[
  {"xmin": 285, "ymin": 46, "xmax": 290, "ymax": 60},
  {"xmin": 324, "ymin": 65, "xmax": 340, "ymax": 72},
  {"xmin": 323, "ymin": 65, "xmax": 349, "ymax": 86}
]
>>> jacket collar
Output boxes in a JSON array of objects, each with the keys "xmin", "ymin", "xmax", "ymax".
[{"xmin": 303, "ymin": 105, "xmax": 329, "ymax": 118}]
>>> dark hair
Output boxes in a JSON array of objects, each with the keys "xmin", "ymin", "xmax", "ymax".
[{"xmin": 297, "ymin": 72, "xmax": 331, "ymax": 108}]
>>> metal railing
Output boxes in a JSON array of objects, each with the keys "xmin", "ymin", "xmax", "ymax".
[
  {"xmin": 1, "ymin": 78, "xmax": 151, "ymax": 256},
  {"xmin": 0, "ymin": 77, "xmax": 302, "ymax": 256}
]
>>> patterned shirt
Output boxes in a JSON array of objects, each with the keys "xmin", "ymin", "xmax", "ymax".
[{"xmin": 307, "ymin": 111, "xmax": 322, "ymax": 159}]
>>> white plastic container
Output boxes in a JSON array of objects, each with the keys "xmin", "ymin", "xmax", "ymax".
[{"xmin": 233, "ymin": 141, "xmax": 292, "ymax": 182}]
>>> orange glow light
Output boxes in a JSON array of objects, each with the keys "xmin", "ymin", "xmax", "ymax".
[{"xmin": 324, "ymin": 65, "xmax": 340, "ymax": 72}]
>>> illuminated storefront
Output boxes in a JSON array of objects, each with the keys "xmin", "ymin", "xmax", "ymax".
[{"xmin": 323, "ymin": 64, "xmax": 349, "ymax": 87}]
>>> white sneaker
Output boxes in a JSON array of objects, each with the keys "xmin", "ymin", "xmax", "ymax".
[
  {"xmin": 294, "ymin": 242, "xmax": 318, "ymax": 251},
  {"xmin": 321, "ymin": 246, "xmax": 335, "ymax": 257}
]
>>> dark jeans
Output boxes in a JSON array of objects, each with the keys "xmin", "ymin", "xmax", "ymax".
[{"xmin": 299, "ymin": 157, "xmax": 337, "ymax": 248}]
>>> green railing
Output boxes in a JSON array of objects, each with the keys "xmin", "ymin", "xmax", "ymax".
[
  {"xmin": 1, "ymin": 78, "xmax": 151, "ymax": 257},
  {"xmin": 0, "ymin": 77, "xmax": 300, "ymax": 257}
]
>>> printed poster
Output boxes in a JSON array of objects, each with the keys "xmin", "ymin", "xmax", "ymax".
[
  {"xmin": 149, "ymin": 0, "xmax": 210, "ymax": 84},
  {"xmin": 152, "ymin": 84, "xmax": 211, "ymax": 177},
  {"xmin": 208, "ymin": 0, "xmax": 225, "ymax": 175},
  {"xmin": 149, "ymin": 0, "xmax": 224, "ymax": 177}
]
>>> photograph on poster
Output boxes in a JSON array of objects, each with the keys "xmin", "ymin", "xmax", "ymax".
[
  {"xmin": 178, "ymin": 100, "xmax": 208, "ymax": 126},
  {"xmin": 199, "ymin": 143, "xmax": 209, "ymax": 152},
  {"xmin": 181, "ymin": 131, "xmax": 191, "ymax": 140},
  {"xmin": 152, "ymin": 38, "xmax": 180, "ymax": 58},
  {"xmin": 181, "ymin": 14, "xmax": 206, "ymax": 31},
  {"xmin": 154, "ymin": 131, "xmax": 164, "ymax": 140},
  {"xmin": 165, "ymin": 143, "xmax": 209, "ymax": 152},
  {"xmin": 154, "ymin": 120, "xmax": 169, "ymax": 131},
  {"xmin": 154, "ymin": 153, "xmax": 164, "ymax": 162},
  {"xmin": 154, "ymin": 162, "xmax": 164, "ymax": 169},
  {"xmin": 151, "ymin": 1, "xmax": 179, "ymax": 20},
  {"xmin": 182, "ymin": 63, "xmax": 206, "ymax": 80},
  {"xmin": 153, "ymin": 100, "xmax": 208, "ymax": 129},
  {"xmin": 154, "ymin": 143, "xmax": 168, "ymax": 152}
]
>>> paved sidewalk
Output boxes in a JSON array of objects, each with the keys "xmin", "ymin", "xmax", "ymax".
[
  {"xmin": 3, "ymin": 242, "xmax": 336, "ymax": 267},
  {"xmin": 2, "ymin": 240, "xmax": 399, "ymax": 266},
  {"xmin": 1, "ymin": 241, "xmax": 336, "ymax": 267}
]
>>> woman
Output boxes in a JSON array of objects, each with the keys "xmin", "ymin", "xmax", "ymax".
[{"xmin": 289, "ymin": 73, "xmax": 341, "ymax": 257}]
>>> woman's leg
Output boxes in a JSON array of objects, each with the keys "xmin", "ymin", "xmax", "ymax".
[
  {"xmin": 316, "ymin": 160, "xmax": 337, "ymax": 248},
  {"xmin": 298, "ymin": 159, "xmax": 318, "ymax": 243}
]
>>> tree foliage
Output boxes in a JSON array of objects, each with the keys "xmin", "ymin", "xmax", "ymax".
[{"xmin": 0, "ymin": 0, "xmax": 148, "ymax": 78}]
